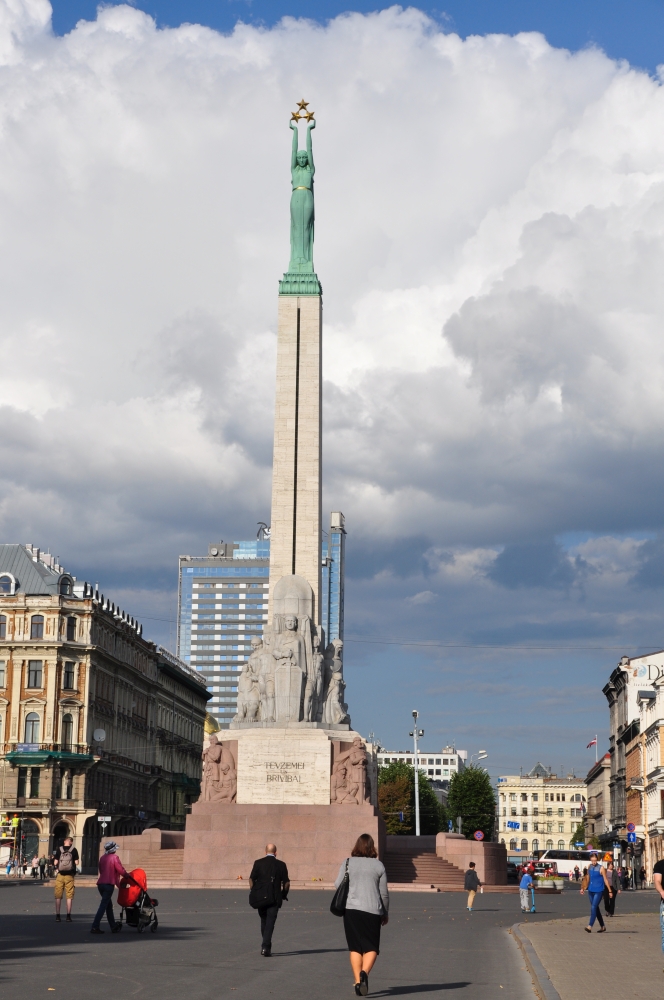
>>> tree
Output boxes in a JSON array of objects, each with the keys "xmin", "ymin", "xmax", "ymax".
[
  {"xmin": 574, "ymin": 821, "xmax": 598, "ymax": 849},
  {"xmin": 446, "ymin": 765, "xmax": 496, "ymax": 841},
  {"xmin": 377, "ymin": 760, "xmax": 446, "ymax": 835}
]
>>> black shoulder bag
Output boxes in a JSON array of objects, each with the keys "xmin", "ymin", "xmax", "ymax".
[{"xmin": 330, "ymin": 858, "xmax": 349, "ymax": 917}]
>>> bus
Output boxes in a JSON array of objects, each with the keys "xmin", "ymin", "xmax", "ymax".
[{"xmin": 535, "ymin": 849, "xmax": 595, "ymax": 876}]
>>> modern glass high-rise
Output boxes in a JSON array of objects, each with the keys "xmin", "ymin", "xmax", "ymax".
[
  {"xmin": 321, "ymin": 511, "xmax": 346, "ymax": 644},
  {"xmin": 177, "ymin": 540, "xmax": 270, "ymax": 729}
]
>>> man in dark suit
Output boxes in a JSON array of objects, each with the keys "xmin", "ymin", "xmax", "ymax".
[{"xmin": 249, "ymin": 843, "xmax": 290, "ymax": 957}]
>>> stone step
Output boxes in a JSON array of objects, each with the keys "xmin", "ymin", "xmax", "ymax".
[{"xmin": 383, "ymin": 851, "xmax": 465, "ymax": 887}]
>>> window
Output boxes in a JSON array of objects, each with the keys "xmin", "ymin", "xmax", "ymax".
[
  {"xmin": 546, "ymin": 807, "xmax": 553, "ymax": 816},
  {"xmin": 522, "ymin": 808, "xmax": 528, "ymax": 816},
  {"xmin": 435, "ymin": 769, "xmax": 441, "ymax": 775},
  {"xmin": 428, "ymin": 758, "xmax": 434, "ymax": 765},
  {"xmin": 532, "ymin": 839, "xmax": 539, "ymax": 853},
  {"xmin": 533, "ymin": 823, "xmax": 539, "ymax": 832},
  {"xmin": 557, "ymin": 840, "xmax": 565, "ymax": 850},
  {"xmin": 546, "ymin": 839, "xmax": 553, "ymax": 849},
  {"xmin": 63, "ymin": 662, "xmax": 75, "ymax": 690},
  {"xmin": 522, "ymin": 823, "xmax": 528, "ymax": 832},
  {"xmin": 545, "ymin": 793, "xmax": 549, "ymax": 802},
  {"xmin": 510, "ymin": 793, "xmax": 516, "ymax": 801},
  {"xmin": 27, "ymin": 661, "xmax": 42, "ymax": 688},
  {"xmin": 533, "ymin": 808, "xmax": 539, "ymax": 816},
  {"xmin": 556, "ymin": 794, "xmax": 560, "ymax": 802},
  {"xmin": 558, "ymin": 808, "xmax": 564, "ymax": 817},
  {"xmin": 61, "ymin": 714, "xmax": 73, "ymax": 750},
  {"xmin": 502, "ymin": 808, "xmax": 506, "ymax": 816},
  {"xmin": 24, "ymin": 712, "xmax": 40, "ymax": 742},
  {"xmin": 559, "ymin": 824, "xmax": 565, "ymax": 833},
  {"xmin": 29, "ymin": 768, "xmax": 40, "ymax": 798},
  {"xmin": 561, "ymin": 794, "xmax": 565, "ymax": 802},
  {"xmin": 17, "ymin": 767, "xmax": 27, "ymax": 798},
  {"xmin": 59, "ymin": 577, "xmax": 72, "ymax": 596},
  {"xmin": 0, "ymin": 615, "xmax": 6, "ymax": 639},
  {"xmin": 511, "ymin": 807, "xmax": 517, "ymax": 816},
  {"xmin": 532, "ymin": 794, "xmax": 538, "ymax": 802},
  {"xmin": 521, "ymin": 793, "xmax": 528, "ymax": 801},
  {"xmin": 521, "ymin": 839, "xmax": 528, "ymax": 851},
  {"xmin": 509, "ymin": 839, "xmax": 517, "ymax": 850},
  {"xmin": 66, "ymin": 617, "xmax": 77, "ymax": 641},
  {"xmin": 443, "ymin": 758, "xmax": 448, "ymax": 765},
  {"xmin": 546, "ymin": 822, "xmax": 553, "ymax": 833},
  {"xmin": 0, "ymin": 574, "xmax": 12, "ymax": 593},
  {"xmin": 0, "ymin": 661, "xmax": 4, "ymax": 687},
  {"xmin": 30, "ymin": 615, "xmax": 44, "ymax": 639},
  {"xmin": 435, "ymin": 759, "xmax": 441, "ymax": 765}
]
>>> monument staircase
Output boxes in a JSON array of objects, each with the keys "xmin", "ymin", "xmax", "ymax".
[{"xmin": 383, "ymin": 847, "xmax": 465, "ymax": 890}]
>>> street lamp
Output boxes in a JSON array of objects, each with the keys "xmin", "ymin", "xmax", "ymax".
[
  {"xmin": 471, "ymin": 750, "xmax": 488, "ymax": 765},
  {"xmin": 408, "ymin": 710, "xmax": 424, "ymax": 836}
]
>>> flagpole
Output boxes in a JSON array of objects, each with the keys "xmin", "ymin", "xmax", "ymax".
[{"xmin": 595, "ymin": 735, "xmax": 598, "ymax": 764}]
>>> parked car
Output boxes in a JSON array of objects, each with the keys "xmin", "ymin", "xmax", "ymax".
[{"xmin": 507, "ymin": 862, "xmax": 518, "ymax": 882}]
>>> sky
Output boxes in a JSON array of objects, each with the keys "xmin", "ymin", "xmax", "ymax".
[{"xmin": 1, "ymin": 0, "xmax": 664, "ymax": 780}]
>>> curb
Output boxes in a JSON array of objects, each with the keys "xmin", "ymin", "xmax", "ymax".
[{"xmin": 510, "ymin": 923, "xmax": 562, "ymax": 1000}]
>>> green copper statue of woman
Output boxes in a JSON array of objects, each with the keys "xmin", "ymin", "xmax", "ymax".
[{"xmin": 289, "ymin": 120, "xmax": 315, "ymax": 273}]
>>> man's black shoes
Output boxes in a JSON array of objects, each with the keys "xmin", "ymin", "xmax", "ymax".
[
  {"xmin": 112, "ymin": 923, "xmax": 122, "ymax": 933},
  {"xmin": 261, "ymin": 947, "xmax": 272, "ymax": 957},
  {"xmin": 90, "ymin": 928, "xmax": 104, "ymax": 934}
]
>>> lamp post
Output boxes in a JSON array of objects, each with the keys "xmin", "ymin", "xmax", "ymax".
[
  {"xmin": 471, "ymin": 750, "xmax": 488, "ymax": 766},
  {"xmin": 409, "ymin": 710, "xmax": 424, "ymax": 836}
]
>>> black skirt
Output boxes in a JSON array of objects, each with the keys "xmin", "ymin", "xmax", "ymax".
[{"xmin": 343, "ymin": 908, "xmax": 382, "ymax": 954}]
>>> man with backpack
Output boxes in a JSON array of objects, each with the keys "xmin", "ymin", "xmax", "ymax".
[
  {"xmin": 53, "ymin": 836, "xmax": 79, "ymax": 922},
  {"xmin": 249, "ymin": 844, "xmax": 290, "ymax": 957}
]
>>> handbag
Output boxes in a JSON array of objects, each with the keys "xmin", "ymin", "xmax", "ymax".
[
  {"xmin": 330, "ymin": 858, "xmax": 349, "ymax": 917},
  {"xmin": 249, "ymin": 858, "xmax": 279, "ymax": 909}
]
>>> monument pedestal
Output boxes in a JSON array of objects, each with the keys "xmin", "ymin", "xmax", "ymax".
[
  {"xmin": 187, "ymin": 727, "xmax": 385, "ymax": 883},
  {"xmin": 183, "ymin": 802, "xmax": 385, "ymax": 883}
]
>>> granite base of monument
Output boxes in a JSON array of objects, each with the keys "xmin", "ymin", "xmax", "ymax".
[{"xmin": 182, "ymin": 801, "xmax": 385, "ymax": 883}]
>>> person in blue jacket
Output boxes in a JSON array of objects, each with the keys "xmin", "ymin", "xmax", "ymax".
[
  {"xmin": 580, "ymin": 852, "xmax": 612, "ymax": 932},
  {"xmin": 519, "ymin": 866, "xmax": 534, "ymax": 912}
]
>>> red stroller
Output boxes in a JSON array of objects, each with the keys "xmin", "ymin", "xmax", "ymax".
[{"xmin": 117, "ymin": 868, "xmax": 159, "ymax": 933}]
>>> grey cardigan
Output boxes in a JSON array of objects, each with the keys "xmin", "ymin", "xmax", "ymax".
[{"xmin": 335, "ymin": 857, "xmax": 389, "ymax": 916}]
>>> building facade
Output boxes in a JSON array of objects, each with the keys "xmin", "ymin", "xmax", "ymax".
[
  {"xmin": 177, "ymin": 540, "xmax": 270, "ymax": 729},
  {"xmin": 321, "ymin": 512, "xmax": 346, "ymax": 644},
  {"xmin": 584, "ymin": 753, "xmax": 611, "ymax": 840},
  {"xmin": 0, "ymin": 544, "xmax": 209, "ymax": 868},
  {"xmin": 603, "ymin": 651, "xmax": 660, "ymax": 861},
  {"xmin": 377, "ymin": 747, "xmax": 466, "ymax": 782},
  {"xmin": 496, "ymin": 764, "xmax": 586, "ymax": 856}
]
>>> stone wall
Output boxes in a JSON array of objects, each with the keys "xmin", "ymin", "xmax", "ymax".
[{"xmin": 435, "ymin": 832, "xmax": 507, "ymax": 884}]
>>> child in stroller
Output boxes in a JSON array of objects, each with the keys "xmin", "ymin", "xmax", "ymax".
[{"xmin": 117, "ymin": 868, "xmax": 158, "ymax": 933}]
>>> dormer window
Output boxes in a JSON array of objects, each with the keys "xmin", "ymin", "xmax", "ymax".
[
  {"xmin": 59, "ymin": 577, "xmax": 73, "ymax": 596},
  {"xmin": 0, "ymin": 574, "xmax": 14, "ymax": 595}
]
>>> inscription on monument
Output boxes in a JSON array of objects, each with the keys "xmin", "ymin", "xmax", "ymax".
[{"xmin": 236, "ymin": 731, "xmax": 331, "ymax": 804}]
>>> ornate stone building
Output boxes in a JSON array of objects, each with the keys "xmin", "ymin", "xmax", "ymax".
[{"xmin": 0, "ymin": 543, "xmax": 209, "ymax": 868}]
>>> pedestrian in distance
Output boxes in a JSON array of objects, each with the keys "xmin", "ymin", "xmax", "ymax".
[
  {"xmin": 640, "ymin": 866, "xmax": 647, "ymax": 889},
  {"xmin": 603, "ymin": 861, "xmax": 620, "ymax": 917},
  {"xmin": 334, "ymin": 833, "xmax": 388, "ymax": 997},
  {"xmin": 39, "ymin": 855, "xmax": 47, "ymax": 880},
  {"xmin": 31, "ymin": 854, "xmax": 39, "ymax": 878},
  {"xmin": 464, "ymin": 861, "xmax": 481, "ymax": 911},
  {"xmin": 53, "ymin": 837, "xmax": 78, "ymax": 922},
  {"xmin": 5, "ymin": 859, "xmax": 12, "ymax": 878},
  {"xmin": 91, "ymin": 840, "xmax": 132, "ymax": 934},
  {"xmin": 580, "ymin": 852, "xmax": 612, "ymax": 933},
  {"xmin": 248, "ymin": 843, "xmax": 290, "ymax": 957},
  {"xmin": 519, "ymin": 866, "xmax": 534, "ymax": 912},
  {"xmin": 652, "ymin": 856, "xmax": 664, "ymax": 961},
  {"xmin": 573, "ymin": 865, "xmax": 580, "ymax": 882}
]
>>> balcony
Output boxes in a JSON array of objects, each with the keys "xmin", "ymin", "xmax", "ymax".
[{"xmin": 2, "ymin": 742, "xmax": 95, "ymax": 768}]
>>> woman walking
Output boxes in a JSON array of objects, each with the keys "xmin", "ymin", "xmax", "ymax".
[
  {"xmin": 334, "ymin": 834, "xmax": 389, "ymax": 996},
  {"xmin": 580, "ymin": 852, "xmax": 612, "ymax": 932},
  {"xmin": 603, "ymin": 860, "xmax": 620, "ymax": 917}
]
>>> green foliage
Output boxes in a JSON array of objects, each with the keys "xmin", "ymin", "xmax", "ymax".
[
  {"xmin": 446, "ymin": 765, "xmax": 496, "ymax": 841},
  {"xmin": 571, "ymin": 821, "xmax": 598, "ymax": 849},
  {"xmin": 377, "ymin": 761, "xmax": 446, "ymax": 835}
]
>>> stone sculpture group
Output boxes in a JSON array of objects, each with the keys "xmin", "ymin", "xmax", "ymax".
[
  {"xmin": 233, "ymin": 596, "xmax": 349, "ymax": 726},
  {"xmin": 201, "ymin": 735, "xmax": 237, "ymax": 803}
]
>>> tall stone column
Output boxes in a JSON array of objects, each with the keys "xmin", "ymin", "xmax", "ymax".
[{"xmin": 268, "ymin": 292, "xmax": 322, "ymax": 624}]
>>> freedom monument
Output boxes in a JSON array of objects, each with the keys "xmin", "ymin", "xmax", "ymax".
[{"xmin": 181, "ymin": 104, "xmax": 384, "ymax": 883}]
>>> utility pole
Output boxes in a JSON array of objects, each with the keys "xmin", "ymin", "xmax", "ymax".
[{"xmin": 409, "ymin": 710, "xmax": 424, "ymax": 837}]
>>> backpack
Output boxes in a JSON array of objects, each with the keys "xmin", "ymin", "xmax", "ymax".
[{"xmin": 58, "ymin": 848, "xmax": 74, "ymax": 874}]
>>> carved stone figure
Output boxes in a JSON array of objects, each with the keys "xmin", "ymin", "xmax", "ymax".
[
  {"xmin": 272, "ymin": 613, "xmax": 308, "ymax": 722},
  {"xmin": 305, "ymin": 632, "xmax": 325, "ymax": 722},
  {"xmin": 201, "ymin": 735, "xmax": 237, "ymax": 803},
  {"xmin": 234, "ymin": 650, "xmax": 261, "ymax": 723},
  {"xmin": 331, "ymin": 738, "xmax": 368, "ymax": 805}
]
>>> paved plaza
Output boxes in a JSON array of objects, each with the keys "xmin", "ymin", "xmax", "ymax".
[{"xmin": 0, "ymin": 882, "xmax": 659, "ymax": 1000}]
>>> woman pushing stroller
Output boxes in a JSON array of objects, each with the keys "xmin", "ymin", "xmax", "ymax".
[{"xmin": 91, "ymin": 840, "xmax": 137, "ymax": 935}]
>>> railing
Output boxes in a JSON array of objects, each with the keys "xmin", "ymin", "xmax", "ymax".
[{"xmin": 1, "ymin": 742, "xmax": 91, "ymax": 756}]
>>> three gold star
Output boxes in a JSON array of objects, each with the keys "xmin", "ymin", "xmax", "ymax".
[{"xmin": 291, "ymin": 99, "xmax": 315, "ymax": 123}]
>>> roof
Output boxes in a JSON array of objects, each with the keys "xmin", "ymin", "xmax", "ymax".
[
  {"xmin": 527, "ymin": 762, "xmax": 552, "ymax": 778},
  {"xmin": 0, "ymin": 544, "xmax": 73, "ymax": 596}
]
